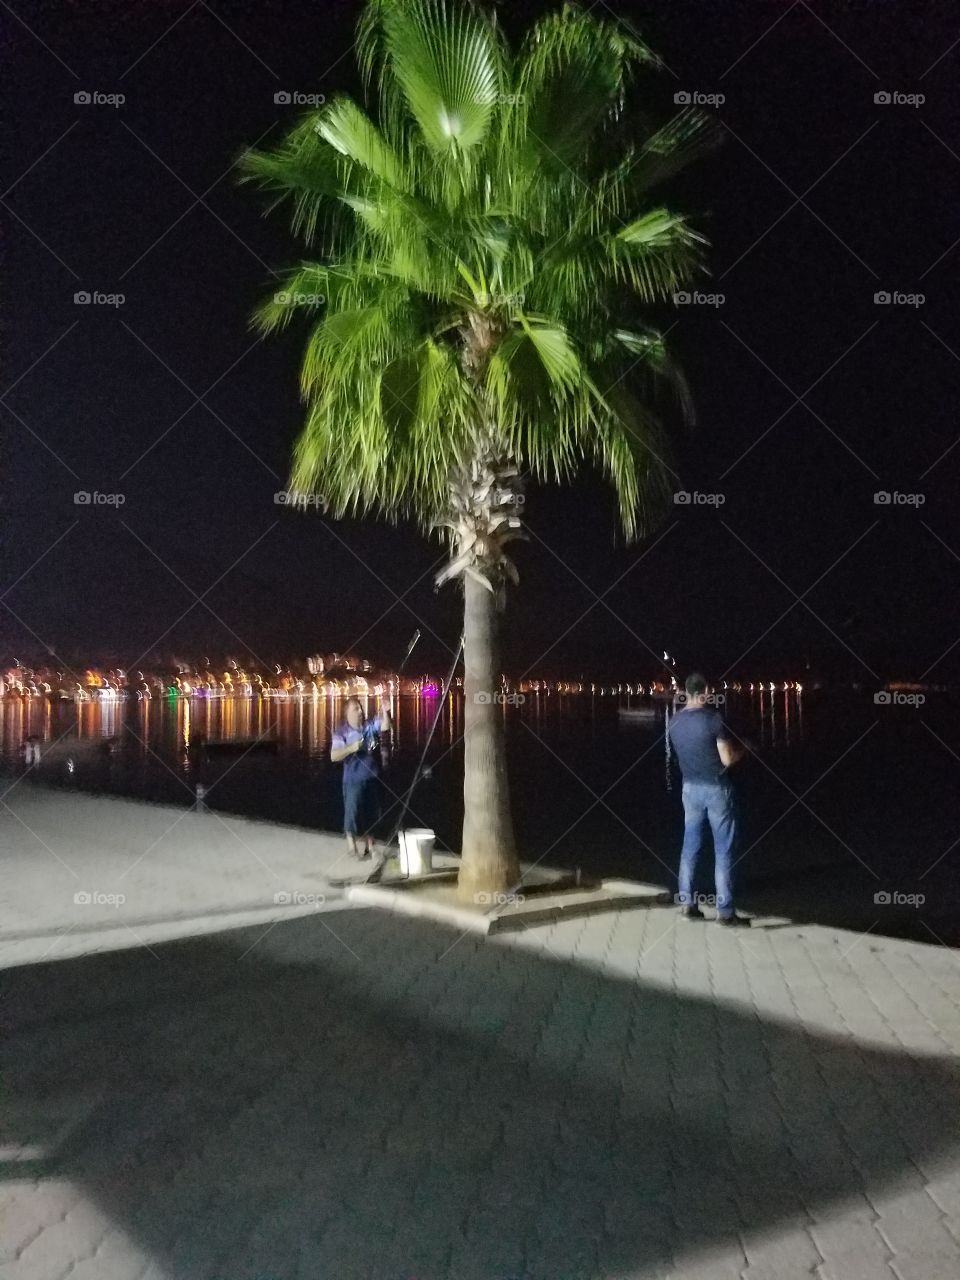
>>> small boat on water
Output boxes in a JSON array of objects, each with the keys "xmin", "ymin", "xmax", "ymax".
[{"xmin": 618, "ymin": 706, "xmax": 660, "ymax": 722}]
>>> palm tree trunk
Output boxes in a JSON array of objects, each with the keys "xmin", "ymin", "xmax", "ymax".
[{"xmin": 457, "ymin": 571, "xmax": 520, "ymax": 901}]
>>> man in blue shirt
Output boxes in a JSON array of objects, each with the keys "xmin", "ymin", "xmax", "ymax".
[
  {"xmin": 667, "ymin": 672, "xmax": 750, "ymax": 926},
  {"xmin": 331, "ymin": 697, "xmax": 393, "ymax": 859}
]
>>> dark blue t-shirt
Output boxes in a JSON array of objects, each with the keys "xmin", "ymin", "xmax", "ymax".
[
  {"xmin": 667, "ymin": 707, "xmax": 733, "ymax": 784},
  {"xmin": 332, "ymin": 716, "xmax": 383, "ymax": 783}
]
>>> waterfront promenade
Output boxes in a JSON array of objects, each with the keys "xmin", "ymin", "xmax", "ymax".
[
  {"xmin": 0, "ymin": 783, "xmax": 353, "ymax": 968},
  {"xmin": 3, "ymin": 785, "xmax": 960, "ymax": 1279}
]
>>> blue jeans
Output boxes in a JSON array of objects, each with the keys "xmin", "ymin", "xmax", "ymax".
[{"xmin": 677, "ymin": 781, "xmax": 737, "ymax": 918}]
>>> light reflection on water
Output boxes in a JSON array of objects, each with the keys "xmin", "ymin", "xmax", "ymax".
[
  {"xmin": 1, "ymin": 689, "xmax": 804, "ymax": 748},
  {"xmin": 0, "ymin": 692, "xmax": 474, "ymax": 760},
  {"xmin": 0, "ymin": 688, "xmax": 804, "ymax": 785}
]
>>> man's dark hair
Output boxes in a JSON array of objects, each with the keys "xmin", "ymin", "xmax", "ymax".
[{"xmin": 684, "ymin": 671, "xmax": 709, "ymax": 698}]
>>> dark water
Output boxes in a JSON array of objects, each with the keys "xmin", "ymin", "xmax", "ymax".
[{"xmin": 4, "ymin": 688, "xmax": 957, "ymax": 943}]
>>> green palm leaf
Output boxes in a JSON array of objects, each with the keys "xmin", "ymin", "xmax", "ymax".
[
  {"xmin": 317, "ymin": 98, "xmax": 407, "ymax": 188},
  {"xmin": 364, "ymin": 0, "xmax": 505, "ymax": 155},
  {"xmin": 629, "ymin": 107, "xmax": 723, "ymax": 192},
  {"xmin": 512, "ymin": 3, "xmax": 656, "ymax": 171},
  {"xmin": 243, "ymin": 0, "xmax": 714, "ymax": 546}
]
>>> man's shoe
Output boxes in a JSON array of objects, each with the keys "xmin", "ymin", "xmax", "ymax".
[
  {"xmin": 680, "ymin": 905, "xmax": 705, "ymax": 920},
  {"xmin": 716, "ymin": 913, "xmax": 751, "ymax": 928}
]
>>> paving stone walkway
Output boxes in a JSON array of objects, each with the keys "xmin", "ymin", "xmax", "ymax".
[
  {"xmin": 0, "ymin": 785, "xmax": 355, "ymax": 968},
  {"xmin": 4, "ymin": 882, "xmax": 960, "ymax": 1280}
]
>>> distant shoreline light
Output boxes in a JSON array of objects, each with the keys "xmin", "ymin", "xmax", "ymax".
[{"xmin": 0, "ymin": 667, "xmax": 813, "ymax": 704}]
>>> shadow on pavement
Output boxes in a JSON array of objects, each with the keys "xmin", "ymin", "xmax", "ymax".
[
  {"xmin": 3, "ymin": 908, "xmax": 959, "ymax": 1280},
  {"xmin": 738, "ymin": 861, "xmax": 960, "ymax": 947}
]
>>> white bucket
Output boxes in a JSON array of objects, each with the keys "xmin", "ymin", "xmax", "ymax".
[{"xmin": 399, "ymin": 828, "xmax": 435, "ymax": 876}]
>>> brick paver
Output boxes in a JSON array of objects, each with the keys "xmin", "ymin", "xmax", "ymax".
[{"xmin": 3, "ymin": 866, "xmax": 960, "ymax": 1278}]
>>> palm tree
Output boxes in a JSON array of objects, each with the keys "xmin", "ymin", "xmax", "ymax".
[{"xmin": 241, "ymin": 0, "xmax": 714, "ymax": 901}]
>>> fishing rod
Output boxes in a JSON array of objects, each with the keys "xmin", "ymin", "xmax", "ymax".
[
  {"xmin": 399, "ymin": 628, "xmax": 421, "ymax": 673},
  {"xmin": 364, "ymin": 633, "xmax": 464, "ymax": 885}
]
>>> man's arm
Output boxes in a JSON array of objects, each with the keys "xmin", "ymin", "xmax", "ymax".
[
  {"xmin": 717, "ymin": 732, "xmax": 745, "ymax": 768},
  {"xmin": 716, "ymin": 712, "xmax": 746, "ymax": 768},
  {"xmin": 330, "ymin": 737, "xmax": 362, "ymax": 764}
]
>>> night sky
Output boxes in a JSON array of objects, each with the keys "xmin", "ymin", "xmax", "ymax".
[{"xmin": 4, "ymin": 0, "xmax": 959, "ymax": 681}]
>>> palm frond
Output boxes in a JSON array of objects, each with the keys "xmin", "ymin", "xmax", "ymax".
[
  {"xmin": 510, "ymin": 2, "xmax": 657, "ymax": 173},
  {"xmin": 363, "ymin": 0, "xmax": 506, "ymax": 156},
  {"xmin": 251, "ymin": 264, "xmax": 341, "ymax": 334},
  {"xmin": 628, "ymin": 106, "xmax": 722, "ymax": 192},
  {"xmin": 244, "ymin": 0, "xmax": 712, "ymax": 549},
  {"xmin": 238, "ymin": 116, "xmax": 346, "ymax": 246},
  {"xmin": 317, "ymin": 97, "xmax": 408, "ymax": 188}
]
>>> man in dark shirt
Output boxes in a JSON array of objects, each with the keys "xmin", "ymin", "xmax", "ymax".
[{"xmin": 667, "ymin": 672, "xmax": 750, "ymax": 926}]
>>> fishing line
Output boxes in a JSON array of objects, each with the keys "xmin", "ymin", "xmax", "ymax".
[{"xmin": 365, "ymin": 633, "xmax": 464, "ymax": 885}]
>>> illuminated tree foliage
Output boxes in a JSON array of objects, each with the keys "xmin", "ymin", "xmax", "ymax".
[{"xmin": 242, "ymin": 0, "xmax": 713, "ymax": 896}]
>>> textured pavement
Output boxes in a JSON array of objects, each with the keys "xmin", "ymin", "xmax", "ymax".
[
  {"xmin": 0, "ymin": 785, "xmax": 357, "ymax": 968},
  {"xmin": 4, "ymin": 894, "xmax": 960, "ymax": 1280}
]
